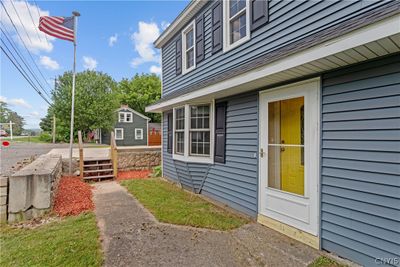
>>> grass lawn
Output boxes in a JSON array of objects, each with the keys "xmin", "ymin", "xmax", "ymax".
[
  {"xmin": 308, "ymin": 256, "xmax": 346, "ymax": 267},
  {"xmin": 121, "ymin": 178, "xmax": 249, "ymax": 230},
  {"xmin": 1, "ymin": 136, "xmax": 43, "ymax": 143},
  {"xmin": 0, "ymin": 213, "xmax": 102, "ymax": 267}
]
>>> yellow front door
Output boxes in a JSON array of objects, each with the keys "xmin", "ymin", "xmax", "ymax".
[{"xmin": 280, "ymin": 97, "xmax": 304, "ymax": 195}]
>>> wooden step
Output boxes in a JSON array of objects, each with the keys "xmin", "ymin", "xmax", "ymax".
[
  {"xmin": 82, "ymin": 157, "xmax": 111, "ymax": 162},
  {"xmin": 84, "ymin": 163, "xmax": 112, "ymax": 168},
  {"xmin": 83, "ymin": 168, "xmax": 113, "ymax": 174},
  {"xmin": 83, "ymin": 174, "xmax": 114, "ymax": 180}
]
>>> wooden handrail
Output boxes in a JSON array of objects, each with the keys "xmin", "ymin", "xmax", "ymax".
[
  {"xmin": 110, "ymin": 131, "xmax": 118, "ymax": 178},
  {"xmin": 78, "ymin": 131, "xmax": 84, "ymax": 179}
]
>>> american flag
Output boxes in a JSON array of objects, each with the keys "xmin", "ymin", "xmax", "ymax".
[{"xmin": 39, "ymin": 16, "xmax": 75, "ymax": 42}]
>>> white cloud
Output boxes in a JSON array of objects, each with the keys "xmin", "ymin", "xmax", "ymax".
[
  {"xmin": 161, "ymin": 21, "xmax": 170, "ymax": 30},
  {"xmin": 39, "ymin": 56, "xmax": 59, "ymax": 70},
  {"xmin": 29, "ymin": 111, "xmax": 40, "ymax": 117},
  {"xmin": 149, "ymin": 65, "xmax": 162, "ymax": 75},
  {"xmin": 0, "ymin": 96, "xmax": 32, "ymax": 109},
  {"xmin": 130, "ymin": 21, "xmax": 160, "ymax": 68},
  {"xmin": 108, "ymin": 34, "xmax": 118, "ymax": 47},
  {"xmin": 0, "ymin": 0, "xmax": 55, "ymax": 53},
  {"xmin": 82, "ymin": 56, "xmax": 98, "ymax": 70}
]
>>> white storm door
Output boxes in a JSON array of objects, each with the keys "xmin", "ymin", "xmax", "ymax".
[{"xmin": 258, "ymin": 79, "xmax": 320, "ymax": 236}]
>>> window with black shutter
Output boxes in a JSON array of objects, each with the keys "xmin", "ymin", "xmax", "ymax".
[
  {"xmin": 195, "ymin": 15, "xmax": 204, "ymax": 63},
  {"xmin": 211, "ymin": 1, "xmax": 223, "ymax": 54},
  {"xmin": 175, "ymin": 38, "xmax": 182, "ymax": 75},
  {"xmin": 250, "ymin": 0, "xmax": 269, "ymax": 31},
  {"xmin": 167, "ymin": 112, "xmax": 173, "ymax": 153},
  {"xmin": 214, "ymin": 102, "xmax": 227, "ymax": 163}
]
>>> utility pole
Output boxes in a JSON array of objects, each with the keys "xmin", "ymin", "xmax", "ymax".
[
  {"xmin": 52, "ymin": 77, "xmax": 57, "ymax": 144},
  {"xmin": 52, "ymin": 114, "xmax": 56, "ymax": 143},
  {"xmin": 9, "ymin": 120, "xmax": 13, "ymax": 140}
]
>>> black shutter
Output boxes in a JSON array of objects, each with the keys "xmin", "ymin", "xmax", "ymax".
[
  {"xmin": 195, "ymin": 14, "xmax": 204, "ymax": 63},
  {"xmin": 250, "ymin": 0, "xmax": 269, "ymax": 32},
  {"xmin": 211, "ymin": 1, "xmax": 223, "ymax": 54},
  {"xmin": 167, "ymin": 112, "xmax": 173, "ymax": 153},
  {"xmin": 175, "ymin": 38, "xmax": 182, "ymax": 75},
  {"xmin": 214, "ymin": 102, "xmax": 227, "ymax": 163}
]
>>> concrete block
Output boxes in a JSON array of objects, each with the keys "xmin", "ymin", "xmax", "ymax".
[
  {"xmin": 8, "ymin": 154, "xmax": 62, "ymax": 222},
  {"xmin": 0, "ymin": 187, "xmax": 7, "ymax": 197},
  {"xmin": 0, "ymin": 196, "xmax": 6, "ymax": 205},
  {"xmin": 0, "ymin": 209, "xmax": 6, "ymax": 223},
  {"xmin": 0, "ymin": 176, "xmax": 8, "ymax": 187}
]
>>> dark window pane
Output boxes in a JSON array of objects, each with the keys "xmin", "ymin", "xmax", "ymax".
[
  {"xmin": 230, "ymin": 13, "xmax": 246, "ymax": 44},
  {"xmin": 186, "ymin": 29, "xmax": 194, "ymax": 48}
]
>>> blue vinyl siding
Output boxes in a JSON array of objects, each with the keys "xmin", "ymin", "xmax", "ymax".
[
  {"xmin": 161, "ymin": 0, "xmax": 387, "ymax": 96},
  {"xmin": 162, "ymin": 92, "xmax": 259, "ymax": 216},
  {"xmin": 321, "ymin": 55, "xmax": 400, "ymax": 267}
]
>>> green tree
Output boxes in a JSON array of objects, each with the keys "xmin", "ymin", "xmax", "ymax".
[
  {"xmin": 51, "ymin": 71, "xmax": 118, "ymax": 141},
  {"xmin": 39, "ymin": 108, "xmax": 53, "ymax": 132},
  {"xmin": 0, "ymin": 101, "xmax": 25, "ymax": 135},
  {"xmin": 117, "ymin": 74, "xmax": 161, "ymax": 122}
]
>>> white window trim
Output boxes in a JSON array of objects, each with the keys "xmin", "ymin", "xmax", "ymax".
[
  {"xmin": 135, "ymin": 128, "xmax": 143, "ymax": 140},
  {"xmin": 172, "ymin": 101, "xmax": 214, "ymax": 164},
  {"xmin": 182, "ymin": 20, "xmax": 196, "ymax": 74},
  {"xmin": 115, "ymin": 128, "xmax": 124, "ymax": 140},
  {"xmin": 223, "ymin": 0, "xmax": 251, "ymax": 52},
  {"xmin": 118, "ymin": 112, "xmax": 133, "ymax": 123}
]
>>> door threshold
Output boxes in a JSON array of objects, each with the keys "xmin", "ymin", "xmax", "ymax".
[{"xmin": 257, "ymin": 214, "xmax": 320, "ymax": 250}]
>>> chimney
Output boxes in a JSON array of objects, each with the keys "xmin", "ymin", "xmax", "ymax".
[{"xmin": 121, "ymin": 104, "xmax": 128, "ymax": 109}]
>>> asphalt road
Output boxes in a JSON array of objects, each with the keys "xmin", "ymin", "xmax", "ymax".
[{"xmin": 0, "ymin": 142, "xmax": 71, "ymax": 176}]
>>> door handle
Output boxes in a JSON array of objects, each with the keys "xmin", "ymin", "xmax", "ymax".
[{"xmin": 281, "ymin": 140, "xmax": 285, "ymax": 152}]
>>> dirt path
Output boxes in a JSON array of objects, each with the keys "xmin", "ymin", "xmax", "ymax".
[{"xmin": 93, "ymin": 181, "xmax": 320, "ymax": 267}]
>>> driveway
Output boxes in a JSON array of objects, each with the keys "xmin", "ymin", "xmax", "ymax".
[
  {"xmin": 0, "ymin": 142, "xmax": 70, "ymax": 176},
  {"xmin": 94, "ymin": 181, "xmax": 321, "ymax": 267}
]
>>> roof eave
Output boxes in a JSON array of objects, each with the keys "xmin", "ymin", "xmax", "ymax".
[{"xmin": 154, "ymin": 0, "xmax": 207, "ymax": 48}]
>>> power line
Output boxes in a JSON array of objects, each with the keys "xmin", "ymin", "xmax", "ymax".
[
  {"xmin": 1, "ymin": 26, "xmax": 52, "ymax": 99},
  {"xmin": 1, "ymin": 1, "xmax": 54, "ymax": 96},
  {"xmin": 32, "ymin": 0, "xmax": 49, "ymax": 44},
  {"xmin": 24, "ymin": 0, "xmax": 43, "ymax": 43},
  {"xmin": 10, "ymin": 0, "xmax": 32, "ymax": 45},
  {"xmin": 1, "ymin": 45, "xmax": 52, "ymax": 105}
]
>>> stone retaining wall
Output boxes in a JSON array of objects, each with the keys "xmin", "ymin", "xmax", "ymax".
[
  {"xmin": 0, "ymin": 176, "xmax": 8, "ymax": 223},
  {"xmin": 8, "ymin": 154, "xmax": 62, "ymax": 222},
  {"xmin": 117, "ymin": 147, "xmax": 161, "ymax": 170}
]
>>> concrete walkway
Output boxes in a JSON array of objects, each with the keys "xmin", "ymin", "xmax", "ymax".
[{"xmin": 93, "ymin": 181, "xmax": 321, "ymax": 267}]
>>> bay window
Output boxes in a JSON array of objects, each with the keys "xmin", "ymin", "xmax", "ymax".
[
  {"xmin": 190, "ymin": 105, "xmax": 210, "ymax": 156},
  {"xmin": 174, "ymin": 107, "xmax": 185, "ymax": 154},
  {"xmin": 173, "ymin": 103, "xmax": 214, "ymax": 163}
]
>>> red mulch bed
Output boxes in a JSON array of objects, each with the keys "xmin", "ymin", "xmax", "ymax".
[
  {"xmin": 53, "ymin": 176, "xmax": 94, "ymax": 216},
  {"xmin": 117, "ymin": 170, "xmax": 152, "ymax": 181}
]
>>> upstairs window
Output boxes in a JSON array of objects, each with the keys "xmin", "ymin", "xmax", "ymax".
[
  {"xmin": 223, "ymin": 0, "xmax": 250, "ymax": 52},
  {"xmin": 119, "ymin": 112, "xmax": 132, "ymax": 123},
  {"xmin": 182, "ymin": 21, "xmax": 196, "ymax": 74}
]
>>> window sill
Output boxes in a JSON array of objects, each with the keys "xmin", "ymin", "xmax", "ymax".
[
  {"xmin": 223, "ymin": 35, "xmax": 250, "ymax": 53},
  {"xmin": 182, "ymin": 66, "xmax": 196, "ymax": 75},
  {"xmin": 172, "ymin": 153, "xmax": 213, "ymax": 164}
]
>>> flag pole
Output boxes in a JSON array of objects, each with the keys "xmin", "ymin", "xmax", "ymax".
[{"xmin": 69, "ymin": 11, "xmax": 80, "ymax": 175}]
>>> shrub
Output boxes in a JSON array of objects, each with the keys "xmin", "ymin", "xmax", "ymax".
[
  {"xmin": 152, "ymin": 165, "xmax": 162, "ymax": 177},
  {"xmin": 39, "ymin": 132, "xmax": 52, "ymax": 142}
]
